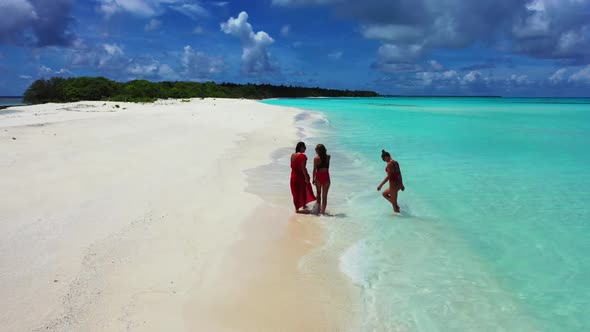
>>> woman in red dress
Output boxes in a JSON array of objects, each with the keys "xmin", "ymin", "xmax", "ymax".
[
  {"xmin": 377, "ymin": 149, "xmax": 405, "ymax": 213},
  {"xmin": 290, "ymin": 142, "xmax": 316, "ymax": 213}
]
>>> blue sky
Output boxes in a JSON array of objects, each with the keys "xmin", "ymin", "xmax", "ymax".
[{"xmin": 1, "ymin": 0, "xmax": 589, "ymax": 96}]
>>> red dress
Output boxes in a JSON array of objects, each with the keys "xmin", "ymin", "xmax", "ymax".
[{"xmin": 290, "ymin": 153, "xmax": 316, "ymax": 210}]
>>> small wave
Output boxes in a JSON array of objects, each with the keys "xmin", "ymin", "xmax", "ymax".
[
  {"xmin": 294, "ymin": 112, "xmax": 312, "ymax": 121},
  {"xmin": 293, "ymin": 110, "xmax": 333, "ymax": 144},
  {"xmin": 339, "ymin": 240, "xmax": 371, "ymax": 288}
]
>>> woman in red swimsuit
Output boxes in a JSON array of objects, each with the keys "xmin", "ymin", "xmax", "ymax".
[
  {"xmin": 290, "ymin": 142, "xmax": 316, "ymax": 213},
  {"xmin": 312, "ymin": 144, "xmax": 331, "ymax": 215},
  {"xmin": 377, "ymin": 149, "xmax": 405, "ymax": 213}
]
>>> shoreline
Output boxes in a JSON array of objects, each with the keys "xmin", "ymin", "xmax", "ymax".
[
  {"xmin": 195, "ymin": 116, "xmax": 361, "ymax": 331},
  {"xmin": 0, "ymin": 98, "xmax": 358, "ymax": 331},
  {"xmin": 260, "ymin": 97, "xmax": 578, "ymax": 331},
  {"xmin": 183, "ymin": 106, "xmax": 360, "ymax": 331}
]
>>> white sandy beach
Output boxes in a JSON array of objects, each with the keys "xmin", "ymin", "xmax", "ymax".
[{"xmin": 0, "ymin": 99, "xmax": 356, "ymax": 331}]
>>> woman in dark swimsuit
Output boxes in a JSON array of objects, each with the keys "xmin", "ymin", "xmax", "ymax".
[
  {"xmin": 377, "ymin": 149, "xmax": 405, "ymax": 213},
  {"xmin": 312, "ymin": 144, "xmax": 331, "ymax": 215}
]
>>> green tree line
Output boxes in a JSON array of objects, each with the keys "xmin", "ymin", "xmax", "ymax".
[{"xmin": 23, "ymin": 77, "xmax": 379, "ymax": 104}]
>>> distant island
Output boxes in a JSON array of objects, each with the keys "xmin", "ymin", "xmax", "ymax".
[{"xmin": 22, "ymin": 77, "xmax": 379, "ymax": 104}]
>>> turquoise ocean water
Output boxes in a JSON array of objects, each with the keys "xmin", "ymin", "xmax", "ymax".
[{"xmin": 263, "ymin": 97, "xmax": 590, "ymax": 331}]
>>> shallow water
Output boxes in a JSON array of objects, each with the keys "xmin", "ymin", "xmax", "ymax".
[{"xmin": 262, "ymin": 97, "xmax": 590, "ymax": 331}]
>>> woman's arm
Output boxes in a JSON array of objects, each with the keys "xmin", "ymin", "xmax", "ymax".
[
  {"xmin": 301, "ymin": 158, "xmax": 310, "ymax": 183},
  {"xmin": 312, "ymin": 158, "xmax": 318, "ymax": 184},
  {"xmin": 378, "ymin": 162, "xmax": 392, "ymax": 191},
  {"xmin": 377, "ymin": 164, "xmax": 390, "ymax": 191},
  {"xmin": 377, "ymin": 175, "xmax": 389, "ymax": 191}
]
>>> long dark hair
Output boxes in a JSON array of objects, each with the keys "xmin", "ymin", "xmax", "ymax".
[
  {"xmin": 295, "ymin": 142, "xmax": 306, "ymax": 153},
  {"xmin": 381, "ymin": 149, "xmax": 391, "ymax": 158},
  {"xmin": 316, "ymin": 144, "xmax": 328, "ymax": 165}
]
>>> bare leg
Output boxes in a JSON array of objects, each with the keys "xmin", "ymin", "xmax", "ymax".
[
  {"xmin": 321, "ymin": 181, "xmax": 330, "ymax": 214},
  {"xmin": 315, "ymin": 184, "xmax": 322, "ymax": 215},
  {"xmin": 382, "ymin": 188, "xmax": 397, "ymax": 212},
  {"xmin": 390, "ymin": 187, "xmax": 400, "ymax": 213}
]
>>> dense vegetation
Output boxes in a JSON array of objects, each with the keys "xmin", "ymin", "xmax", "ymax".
[{"xmin": 23, "ymin": 77, "xmax": 379, "ymax": 104}]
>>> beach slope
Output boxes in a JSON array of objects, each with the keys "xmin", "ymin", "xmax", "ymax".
[{"xmin": 0, "ymin": 99, "xmax": 353, "ymax": 331}]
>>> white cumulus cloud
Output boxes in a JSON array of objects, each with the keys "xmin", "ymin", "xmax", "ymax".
[
  {"xmin": 462, "ymin": 71, "xmax": 488, "ymax": 85},
  {"xmin": 103, "ymin": 43, "xmax": 124, "ymax": 56},
  {"xmin": 549, "ymin": 68, "xmax": 568, "ymax": 83},
  {"xmin": 362, "ymin": 24, "xmax": 424, "ymax": 43},
  {"xmin": 181, "ymin": 45, "xmax": 226, "ymax": 79},
  {"xmin": 127, "ymin": 62, "xmax": 159, "ymax": 76},
  {"xmin": 98, "ymin": 0, "xmax": 209, "ymax": 19},
  {"xmin": 428, "ymin": 60, "xmax": 444, "ymax": 71},
  {"xmin": 125, "ymin": 59, "xmax": 180, "ymax": 80},
  {"xmin": 37, "ymin": 65, "xmax": 73, "ymax": 78},
  {"xmin": 508, "ymin": 74, "xmax": 531, "ymax": 85},
  {"xmin": 170, "ymin": 3, "xmax": 209, "ymax": 20},
  {"xmin": 98, "ymin": 0, "xmax": 159, "ymax": 17},
  {"xmin": 221, "ymin": 11, "xmax": 276, "ymax": 74},
  {"xmin": 569, "ymin": 65, "xmax": 590, "ymax": 82},
  {"xmin": 415, "ymin": 69, "xmax": 458, "ymax": 86},
  {"xmin": 157, "ymin": 64, "xmax": 177, "ymax": 79}
]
